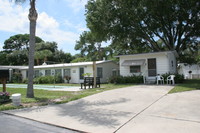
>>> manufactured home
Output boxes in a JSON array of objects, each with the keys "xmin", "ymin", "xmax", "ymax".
[
  {"xmin": 0, "ymin": 60, "xmax": 119, "ymax": 84},
  {"xmin": 116, "ymin": 51, "xmax": 178, "ymax": 83}
]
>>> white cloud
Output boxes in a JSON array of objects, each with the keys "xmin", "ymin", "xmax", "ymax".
[
  {"xmin": 0, "ymin": 0, "xmax": 29, "ymax": 33},
  {"xmin": 36, "ymin": 12, "xmax": 79, "ymax": 48},
  {"xmin": 0, "ymin": 0, "xmax": 82, "ymax": 54}
]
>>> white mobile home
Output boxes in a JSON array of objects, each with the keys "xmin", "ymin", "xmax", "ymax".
[
  {"xmin": 12, "ymin": 60, "xmax": 118, "ymax": 84},
  {"xmin": 116, "ymin": 51, "xmax": 178, "ymax": 83}
]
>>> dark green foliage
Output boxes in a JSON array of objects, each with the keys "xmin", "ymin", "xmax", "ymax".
[
  {"xmin": 1, "ymin": 34, "xmax": 74, "ymax": 65},
  {"xmin": 11, "ymin": 72, "xmax": 23, "ymax": 83},
  {"xmin": 85, "ymin": 0, "xmax": 200, "ymax": 62},
  {"xmin": 2, "ymin": 34, "xmax": 43, "ymax": 65},
  {"xmin": 161, "ymin": 73, "xmax": 184, "ymax": 83},
  {"xmin": 3, "ymin": 34, "xmax": 43, "ymax": 52},
  {"xmin": 53, "ymin": 51, "xmax": 73, "ymax": 63},
  {"xmin": 0, "ymin": 51, "xmax": 9, "ymax": 65},
  {"xmin": 108, "ymin": 75, "xmax": 143, "ymax": 84}
]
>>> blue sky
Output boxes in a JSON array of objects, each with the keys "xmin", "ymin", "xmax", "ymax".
[{"xmin": 0, "ymin": 0, "xmax": 88, "ymax": 55}]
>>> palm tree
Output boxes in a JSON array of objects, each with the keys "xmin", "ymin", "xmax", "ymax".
[
  {"xmin": 14, "ymin": 0, "xmax": 37, "ymax": 98},
  {"xmin": 27, "ymin": 0, "xmax": 37, "ymax": 98}
]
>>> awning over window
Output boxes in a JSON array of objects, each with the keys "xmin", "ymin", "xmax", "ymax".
[{"xmin": 122, "ymin": 59, "xmax": 145, "ymax": 66}]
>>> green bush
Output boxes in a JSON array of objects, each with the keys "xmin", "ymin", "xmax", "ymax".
[
  {"xmin": 22, "ymin": 78, "xmax": 28, "ymax": 84},
  {"xmin": 33, "ymin": 75, "xmax": 63, "ymax": 84},
  {"xmin": 11, "ymin": 72, "xmax": 22, "ymax": 83},
  {"xmin": 54, "ymin": 74, "xmax": 63, "ymax": 83},
  {"xmin": 161, "ymin": 73, "xmax": 184, "ymax": 83},
  {"xmin": 34, "ymin": 76, "xmax": 54, "ymax": 84},
  {"xmin": 108, "ymin": 75, "xmax": 143, "ymax": 84}
]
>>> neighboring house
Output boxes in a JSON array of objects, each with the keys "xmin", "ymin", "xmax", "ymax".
[
  {"xmin": 178, "ymin": 63, "xmax": 200, "ymax": 79},
  {"xmin": 0, "ymin": 60, "xmax": 119, "ymax": 84},
  {"xmin": 116, "ymin": 51, "xmax": 178, "ymax": 83}
]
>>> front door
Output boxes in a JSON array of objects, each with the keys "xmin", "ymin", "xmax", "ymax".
[{"xmin": 148, "ymin": 58, "xmax": 157, "ymax": 77}]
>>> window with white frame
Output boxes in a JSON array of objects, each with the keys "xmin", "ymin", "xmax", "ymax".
[
  {"xmin": 64, "ymin": 69, "xmax": 71, "ymax": 76},
  {"xmin": 45, "ymin": 70, "xmax": 51, "ymax": 76},
  {"xmin": 34, "ymin": 70, "xmax": 39, "ymax": 78},
  {"xmin": 55, "ymin": 69, "xmax": 62, "ymax": 76}
]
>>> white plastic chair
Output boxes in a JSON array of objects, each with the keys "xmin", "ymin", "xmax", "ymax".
[
  {"xmin": 156, "ymin": 75, "xmax": 164, "ymax": 84},
  {"xmin": 167, "ymin": 75, "xmax": 175, "ymax": 85}
]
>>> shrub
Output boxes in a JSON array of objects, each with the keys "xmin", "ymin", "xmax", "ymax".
[
  {"xmin": 34, "ymin": 75, "xmax": 63, "ymax": 84},
  {"xmin": 23, "ymin": 78, "xmax": 28, "ymax": 84},
  {"xmin": 161, "ymin": 73, "xmax": 184, "ymax": 83},
  {"xmin": 34, "ymin": 76, "xmax": 54, "ymax": 84},
  {"xmin": 11, "ymin": 72, "xmax": 22, "ymax": 83},
  {"xmin": 55, "ymin": 74, "xmax": 63, "ymax": 83},
  {"xmin": 108, "ymin": 75, "xmax": 143, "ymax": 84}
]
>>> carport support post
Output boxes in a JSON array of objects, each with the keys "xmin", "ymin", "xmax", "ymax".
[{"xmin": 93, "ymin": 61, "xmax": 97, "ymax": 88}]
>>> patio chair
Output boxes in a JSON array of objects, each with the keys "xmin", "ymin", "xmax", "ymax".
[
  {"xmin": 156, "ymin": 75, "xmax": 164, "ymax": 84},
  {"xmin": 167, "ymin": 75, "xmax": 175, "ymax": 85}
]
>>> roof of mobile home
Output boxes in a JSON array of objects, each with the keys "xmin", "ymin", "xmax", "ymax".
[
  {"xmin": 0, "ymin": 60, "xmax": 116, "ymax": 70},
  {"xmin": 115, "ymin": 51, "xmax": 178, "ymax": 57}
]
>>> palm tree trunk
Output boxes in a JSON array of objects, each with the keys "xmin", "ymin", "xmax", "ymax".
[{"xmin": 27, "ymin": 0, "xmax": 37, "ymax": 98}]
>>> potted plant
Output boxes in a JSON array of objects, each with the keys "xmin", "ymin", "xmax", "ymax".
[
  {"xmin": 82, "ymin": 73, "xmax": 92, "ymax": 77},
  {"xmin": 0, "ymin": 92, "xmax": 11, "ymax": 104},
  {"xmin": 64, "ymin": 75, "xmax": 71, "ymax": 83}
]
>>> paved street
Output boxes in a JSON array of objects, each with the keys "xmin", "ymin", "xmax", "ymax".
[{"xmin": 0, "ymin": 113, "xmax": 78, "ymax": 133}]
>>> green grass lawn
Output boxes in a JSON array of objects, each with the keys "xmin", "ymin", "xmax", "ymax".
[
  {"xmin": 0, "ymin": 84, "xmax": 133, "ymax": 111},
  {"xmin": 169, "ymin": 79, "xmax": 200, "ymax": 94}
]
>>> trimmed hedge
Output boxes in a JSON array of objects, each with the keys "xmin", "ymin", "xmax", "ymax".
[
  {"xmin": 33, "ymin": 75, "xmax": 63, "ymax": 84},
  {"xmin": 108, "ymin": 75, "xmax": 143, "ymax": 84}
]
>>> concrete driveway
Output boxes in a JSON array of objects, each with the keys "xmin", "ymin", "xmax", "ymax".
[{"xmin": 4, "ymin": 85, "xmax": 200, "ymax": 133}]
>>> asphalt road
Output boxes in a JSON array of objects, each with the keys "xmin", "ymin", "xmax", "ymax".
[{"xmin": 0, "ymin": 113, "xmax": 79, "ymax": 133}]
